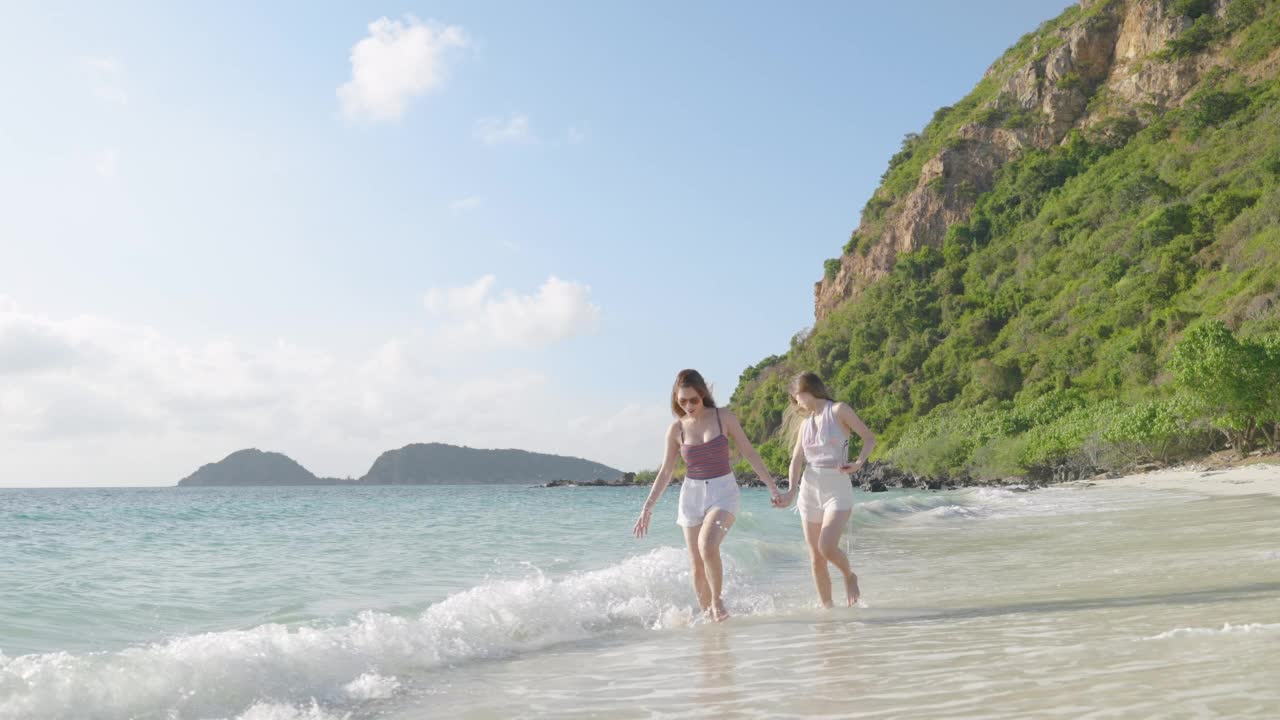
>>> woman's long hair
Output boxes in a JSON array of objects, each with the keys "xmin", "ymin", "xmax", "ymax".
[
  {"xmin": 781, "ymin": 371, "xmax": 835, "ymax": 442},
  {"xmin": 670, "ymin": 368, "xmax": 717, "ymax": 418},
  {"xmin": 788, "ymin": 372, "xmax": 833, "ymax": 415}
]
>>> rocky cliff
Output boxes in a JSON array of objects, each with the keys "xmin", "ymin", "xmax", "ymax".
[{"xmin": 815, "ymin": 0, "xmax": 1267, "ymax": 321}]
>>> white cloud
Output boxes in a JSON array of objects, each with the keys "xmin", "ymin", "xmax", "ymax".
[
  {"xmin": 337, "ymin": 16, "xmax": 468, "ymax": 122},
  {"xmin": 473, "ymin": 113, "xmax": 535, "ymax": 145},
  {"xmin": 422, "ymin": 275, "xmax": 601, "ymax": 349},
  {"xmin": 567, "ymin": 401, "xmax": 673, "ymax": 472},
  {"xmin": 423, "ymin": 274, "xmax": 496, "ymax": 314},
  {"xmin": 94, "ymin": 148, "xmax": 119, "ymax": 178},
  {"xmin": 0, "ymin": 309, "xmax": 86, "ymax": 374},
  {"xmin": 449, "ymin": 195, "xmax": 483, "ymax": 212},
  {"xmin": 566, "ymin": 126, "xmax": 587, "ymax": 145},
  {"xmin": 82, "ymin": 56, "xmax": 127, "ymax": 104},
  {"xmin": 0, "ymin": 297, "xmax": 645, "ymax": 487}
]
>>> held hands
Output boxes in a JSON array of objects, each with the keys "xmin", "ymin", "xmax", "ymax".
[
  {"xmin": 768, "ymin": 488, "xmax": 785, "ymax": 508},
  {"xmin": 764, "ymin": 476, "xmax": 786, "ymax": 508},
  {"xmin": 770, "ymin": 480, "xmax": 796, "ymax": 509}
]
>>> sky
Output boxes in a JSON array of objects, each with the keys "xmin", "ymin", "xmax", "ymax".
[{"xmin": 0, "ymin": 0, "xmax": 1075, "ymax": 487}]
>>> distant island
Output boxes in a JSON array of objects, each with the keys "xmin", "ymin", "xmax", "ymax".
[{"xmin": 176, "ymin": 443, "xmax": 624, "ymax": 487}]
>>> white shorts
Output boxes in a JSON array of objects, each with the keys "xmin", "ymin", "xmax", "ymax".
[
  {"xmin": 677, "ymin": 472, "xmax": 740, "ymax": 527},
  {"xmin": 797, "ymin": 466, "xmax": 855, "ymax": 522}
]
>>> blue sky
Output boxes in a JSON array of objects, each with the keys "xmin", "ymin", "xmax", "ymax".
[{"xmin": 1, "ymin": 0, "xmax": 1074, "ymax": 486}]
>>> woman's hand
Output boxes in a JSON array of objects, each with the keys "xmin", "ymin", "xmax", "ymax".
[
  {"xmin": 773, "ymin": 488, "xmax": 796, "ymax": 509},
  {"xmin": 838, "ymin": 459, "xmax": 866, "ymax": 475},
  {"xmin": 768, "ymin": 488, "xmax": 785, "ymax": 507},
  {"xmin": 632, "ymin": 505, "xmax": 654, "ymax": 538}
]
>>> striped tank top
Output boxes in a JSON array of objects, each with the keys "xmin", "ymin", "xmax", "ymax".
[{"xmin": 680, "ymin": 409, "xmax": 732, "ymax": 480}]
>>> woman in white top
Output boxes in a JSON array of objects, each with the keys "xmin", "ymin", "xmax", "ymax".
[{"xmin": 777, "ymin": 372, "xmax": 877, "ymax": 607}]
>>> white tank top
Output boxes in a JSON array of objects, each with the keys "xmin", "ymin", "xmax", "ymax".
[{"xmin": 802, "ymin": 401, "xmax": 849, "ymax": 468}]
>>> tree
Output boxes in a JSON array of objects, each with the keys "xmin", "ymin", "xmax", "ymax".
[{"xmin": 1169, "ymin": 321, "xmax": 1274, "ymax": 454}]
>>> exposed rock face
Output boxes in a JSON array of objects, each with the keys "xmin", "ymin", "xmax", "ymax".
[
  {"xmin": 814, "ymin": 0, "xmax": 1232, "ymax": 321},
  {"xmin": 1113, "ymin": 1, "xmax": 1190, "ymax": 64}
]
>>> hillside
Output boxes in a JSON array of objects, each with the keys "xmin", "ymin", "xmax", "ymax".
[
  {"xmin": 177, "ymin": 444, "xmax": 623, "ymax": 486},
  {"xmin": 177, "ymin": 449, "xmax": 337, "ymax": 486},
  {"xmin": 358, "ymin": 443, "xmax": 623, "ymax": 484},
  {"xmin": 731, "ymin": 0, "xmax": 1280, "ymax": 481}
]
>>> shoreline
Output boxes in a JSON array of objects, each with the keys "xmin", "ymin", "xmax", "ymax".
[
  {"xmin": 1079, "ymin": 460, "xmax": 1280, "ymax": 498},
  {"xmin": 540, "ymin": 452, "xmax": 1280, "ymax": 498}
]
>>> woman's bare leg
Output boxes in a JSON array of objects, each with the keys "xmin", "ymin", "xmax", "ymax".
[
  {"xmin": 683, "ymin": 525, "xmax": 712, "ymax": 614},
  {"xmin": 819, "ymin": 509, "xmax": 858, "ymax": 606},
  {"xmin": 698, "ymin": 509, "xmax": 736, "ymax": 621},
  {"xmin": 802, "ymin": 520, "xmax": 834, "ymax": 608}
]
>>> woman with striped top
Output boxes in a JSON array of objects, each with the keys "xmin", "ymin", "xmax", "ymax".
[
  {"xmin": 777, "ymin": 371, "xmax": 876, "ymax": 608},
  {"xmin": 633, "ymin": 368, "xmax": 784, "ymax": 622}
]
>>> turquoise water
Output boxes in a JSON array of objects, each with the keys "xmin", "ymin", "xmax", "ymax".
[
  {"xmin": 3, "ymin": 483, "xmax": 1279, "ymax": 719},
  {"xmin": 2, "ymin": 485, "xmax": 723, "ymax": 656}
]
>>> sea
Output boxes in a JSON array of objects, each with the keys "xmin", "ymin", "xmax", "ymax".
[{"xmin": 2, "ymin": 482, "xmax": 1278, "ymax": 719}]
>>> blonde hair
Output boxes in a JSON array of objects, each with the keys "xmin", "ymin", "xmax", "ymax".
[
  {"xmin": 781, "ymin": 371, "xmax": 835, "ymax": 443},
  {"xmin": 788, "ymin": 372, "xmax": 833, "ymax": 416}
]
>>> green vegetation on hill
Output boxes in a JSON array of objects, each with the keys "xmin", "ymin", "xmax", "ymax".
[
  {"xmin": 178, "ymin": 444, "xmax": 623, "ymax": 486},
  {"xmin": 360, "ymin": 443, "xmax": 623, "ymax": 484},
  {"xmin": 731, "ymin": 0, "xmax": 1280, "ymax": 481},
  {"xmin": 178, "ymin": 449, "xmax": 332, "ymax": 486}
]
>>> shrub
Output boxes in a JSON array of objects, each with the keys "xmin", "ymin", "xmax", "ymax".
[
  {"xmin": 1056, "ymin": 71, "xmax": 1084, "ymax": 91},
  {"xmin": 1183, "ymin": 88, "xmax": 1250, "ymax": 138},
  {"xmin": 1169, "ymin": 320, "xmax": 1280, "ymax": 453},
  {"xmin": 1170, "ymin": 0, "xmax": 1211, "ymax": 19},
  {"xmin": 1234, "ymin": 13, "xmax": 1280, "ymax": 64},
  {"xmin": 1137, "ymin": 203, "xmax": 1192, "ymax": 248},
  {"xmin": 1102, "ymin": 396, "xmax": 1195, "ymax": 462},
  {"xmin": 1225, "ymin": 0, "xmax": 1264, "ymax": 32},
  {"xmin": 1161, "ymin": 15, "xmax": 1220, "ymax": 59},
  {"xmin": 882, "ymin": 133, "xmax": 923, "ymax": 182},
  {"xmin": 824, "ymin": 258, "xmax": 842, "ymax": 281},
  {"xmin": 1019, "ymin": 400, "xmax": 1121, "ymax": 469},
  {"xmin": 843, "ymin": 232, "xmax": 862, "ymax": 255}
]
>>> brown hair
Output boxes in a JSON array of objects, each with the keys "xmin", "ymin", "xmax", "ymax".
[
  {"xmin": 670, "ymin": 368, "xmax": 717, "ymax": 417},
  {"xmin": 788, "ymin": 371, "xmax": 833, "ymax": 416}
]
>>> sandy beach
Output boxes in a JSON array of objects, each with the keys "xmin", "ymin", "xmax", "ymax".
[{"xmin": 1087, "ymin": 461, "xmax": 1280, "ymax": 498}]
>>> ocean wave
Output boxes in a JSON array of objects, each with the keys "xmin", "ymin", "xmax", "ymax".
[
  {"xmin": 1146, "ymin": 622, "xmax": 1280, "ymax": 640},
  {"xmin": 852, "ymin": 488, "xmax": 1024, "ymax": 526},
  {"xmin": 854, "ymin": 492, "xmax": 980, "ymax": 524},
  {"xmin": 0, "ymin": 547, "xmax": 767, "ymax": 720},
  {"xmin": 850, "ymin": 486, "xmax": 1150, "ymax": 528},
  {"xmin": 232, "ymin": 701, "xmax": 350, "ymax": 720}
]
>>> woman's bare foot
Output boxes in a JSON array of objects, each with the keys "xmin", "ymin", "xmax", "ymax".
[
  {"xmin": 845, "ymin": 573, "xmax": 860, "ymax": 607},
  {"xmin": 711, "ymin": 598, "xmax": 731, "ymax": 622}
]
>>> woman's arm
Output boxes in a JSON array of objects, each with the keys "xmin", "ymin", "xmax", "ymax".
[
  {"xmin": 835, "ymin": 403, "xmax": 876, "ymax": 473},
  {"xmin": 779, "ymin": 432, "xmax": 805, "ymax": 508},
  {"xmin": 722, "ymin": 410, "xmax": 781, "ymax": 501},
  {"xmin": 633, "ymin": 422, "xmax": 681, "ymax": 538}
]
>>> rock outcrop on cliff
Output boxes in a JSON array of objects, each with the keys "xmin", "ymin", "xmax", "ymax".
[{"xmin": 815, "ymin": 0, "xmax": 1253, "ymax": 321}]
